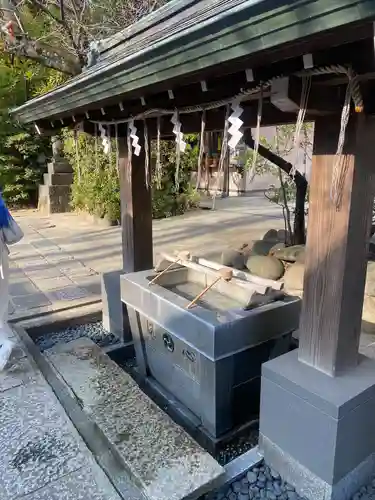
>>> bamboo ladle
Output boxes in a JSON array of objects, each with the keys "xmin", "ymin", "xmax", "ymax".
[
  {"xmin": 186, "ymin": 268, "xmax": 233, "ymax": 309},
  {"xmin": 148, "ymin": 251, "xmax": 191, "ymax": 286}
]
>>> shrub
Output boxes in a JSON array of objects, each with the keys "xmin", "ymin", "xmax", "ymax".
[
  {"xmin": 64, "ymin": 130, "xmax": 200, "ymax": 221},
  {"xmin": 0, "ymin": 129, "xmax": 50, "ymax": 206}
]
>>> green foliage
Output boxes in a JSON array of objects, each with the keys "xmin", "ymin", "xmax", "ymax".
[
  {"xmin": 151, "ymin": 135, "xmax": 200, "ymax": 219},
  {"xmin": 63, "ymin": 131, "xmax": 121, "ymax": 221},
  {"xmin": 34, "ymin": 70, "xmax": 68, "ymax": 96},
  {"xmin": 63, "ymin": 131, "xmax": 200, "ymax": 221},
  {"xmin": 0, "ymin": 56, "xmax": 53, "ymax": 206},
  {"xmin": 0, "ymin": 130, "xmax": 49, "ymax": 205}
]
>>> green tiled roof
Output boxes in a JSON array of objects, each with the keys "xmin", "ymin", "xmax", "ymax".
[{"xmin": 11, "ymin": 0, "xmax": 375, "ymax": 123}]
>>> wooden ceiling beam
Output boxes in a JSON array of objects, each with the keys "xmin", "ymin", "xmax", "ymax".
[
  {"xmin": 37, "ymin": 98, "xmax": 344, "ymax": 139},
  {"xmin": 61, "ymin": 74, "xmax": 344, "ymax": 124}
]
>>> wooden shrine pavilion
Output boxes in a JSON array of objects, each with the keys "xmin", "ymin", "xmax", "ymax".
[{"xmin": 11, "ymin": 1, "xmax": 375, "ymax": 498}]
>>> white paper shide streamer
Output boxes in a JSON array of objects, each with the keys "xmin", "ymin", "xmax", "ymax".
[
  {"xmin": 171, "ymin": 111, "xmax": 186, "ymax": 153},
  {"xmin": 249, "ymin": 90, "xmax": 263, "ymax": 182},
  {"xmin": 129, "ymin": 120, "xmax": 141, "ymax": 156},
  {"xmin": 228, "ymin": 100, "xmax": 244, "ymax": 150},
  {"xmin": 171, "ymin": 111, "xmax": 186, "ymax": 192},
  {"xmin": 98, "ymin": 123, "xmax": 111, "ymax": 154}
]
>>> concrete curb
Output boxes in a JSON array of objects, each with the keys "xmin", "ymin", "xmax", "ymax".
[{"xmin": 13, "ymin": 323, "xmax": 145, "ymax": 500}]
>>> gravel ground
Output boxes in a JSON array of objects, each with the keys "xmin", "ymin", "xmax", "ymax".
[
  {"xmin": 351, "ymin": 478, "xmax": 375, "ymax": 500},
  {"xmin": 216, "ymin": 429, "xmax": 259, "ymax": 466},
  {"xmin": 35, "ymin": 322, "xmax": 120, "ymax": 352},
  {"xmin": 207, "ymin": 461, "xmax": 305, "ymax": 500},
  {"xmin": 206, "ymin": 460, "xmax": 375, "ymax": 500}
]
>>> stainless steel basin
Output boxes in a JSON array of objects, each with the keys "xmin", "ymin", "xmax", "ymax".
[{"xmin": 121, "ymin": 266, "xmax": 301, "ymax": 438}]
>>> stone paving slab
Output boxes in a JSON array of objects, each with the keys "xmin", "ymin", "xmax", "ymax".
[
  {"xmin": 0, "ymin": 381, "xmax": 87, "ymax": 498},
  {"xmin": 7, "ymin": 200, "xmax": 285, "ymax": 322},
  {"xmin": 12, "ymin": 292, "xmax": 52, "ymax": 310},
  {"xmin": 46, "ymin": 337, "xmax": 224, "ymax": 500},
  {"xmin": 0, "ymin": 356, "xmax": 34, "ymax": 393},
  {"xmin": 21, "ymin": 466, "xmax": 121, "ymax": 500},
  {"xmin": 0, "ymin": 326, "xmax": 131, "ymax": 500}
]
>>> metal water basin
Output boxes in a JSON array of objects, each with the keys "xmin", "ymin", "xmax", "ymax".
[{"xmin": 121, "ymin": 267, "xmax": 301, "ymax": 438}]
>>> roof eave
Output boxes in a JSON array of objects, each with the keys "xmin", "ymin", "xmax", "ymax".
[{"xmin": 11, "ymin": 0, "xmax": 375, "ymax": 124}]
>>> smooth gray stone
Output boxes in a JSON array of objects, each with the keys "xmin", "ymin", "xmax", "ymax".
[
  {"xmin": 232, "ymin": 481, "xmax": 241, "ymax": 493},
  {"xmin": 238, "ymin": 494, "xmax": 249, "ymax": 500},
  {"xmin": 247, "ymin": 471, "xmax": 258, "ymax": 484},
  {"xmin": 240, "ymin": 484, "xmax": 250, "ymax": 495},
  {"xmin": 273, "ymin": 483, "xmax": 283, "ymax": 496},
  {"xmin": 271, "ymin": 469, "xmax": 281, "ymax": 480},
  {"xmin": 266, "ymin": 492, "xmax": 277, "ymax": 500},
  {"xmin": 287, "ymin": 493, "xmax": 299, "ymax": 500}
]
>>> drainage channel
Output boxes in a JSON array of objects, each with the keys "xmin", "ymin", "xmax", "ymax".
[
  {"xmin": 25, "ymin": 312, "xmax": 258, "ymax": 467},
  {"xmin": 15, "ymin": 311, "xmax": 311, "ymax": 500}
]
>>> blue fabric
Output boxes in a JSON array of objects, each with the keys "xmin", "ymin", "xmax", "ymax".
[{"xmin": 0, "ymin": 194, "xmax": 11, "ymax": 228}]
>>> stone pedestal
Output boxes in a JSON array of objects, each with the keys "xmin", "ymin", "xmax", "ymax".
[
  {"xmin": 259, "ymin": 350, "xmax": 375, "ymax": 500},
  {"xmin": 38, "ymin": 159, "xmax": 73, "ymax": 215}
]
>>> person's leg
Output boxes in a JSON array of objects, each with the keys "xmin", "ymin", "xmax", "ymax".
[{"xmin": 0, "ymin": 247, "xmax": 13, "ymax": 371}]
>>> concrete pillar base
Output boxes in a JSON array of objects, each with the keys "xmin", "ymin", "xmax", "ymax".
[
  {"xmin": 259, "ymin": 350, "xmax": 375, "ymax": 500},
  {"xmin": 101, "ymin": 270, "xmax": 132, "ymax": 343}
]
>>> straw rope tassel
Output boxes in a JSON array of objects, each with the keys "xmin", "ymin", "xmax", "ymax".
[
  {"xmin": 290, "ymin": 76, "xmax": 311, "ymax": 178},
  {"xmin": 95, "ymin": 123, "xmax": 99, "ymax": 172},
  {"xmin": 144, "ymin": 119, "xmax": 150, "ymax": 189},
  {"xmin": 175, "ymin": 132, "xmax": 181, "ymax": 194},
  {"xmin": 108, "ymin": 125, "xmax": 113, "ymax": 176},
  {"xmin": 115, "ymin": 123, "xmax": 119, "ymax": 177},
  {"xmin": 249, "ymin": 89, "xmax": 263, "ymax": 182},
  {"xmin": 127, "ymin": 122, "xmax": 133, "ymax": 181},
  {"xmin": 330, "ymin": 77, "xmax": 353, "ymax": 210},
  {"xmin": 196, "ymin": 110, "xmax": 206, "ymax": 191},
  {"xmin": 212, "ymin": 105, "xmax": 230, "ymax": 210},
  {"xmin": 74, "ymin": 129, "xmax": 81, "ymax": 184},
  {"xmin": 156, "ymin": 116, "xmax": 162, "ymax": 189}
]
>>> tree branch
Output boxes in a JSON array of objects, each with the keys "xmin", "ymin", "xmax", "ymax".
[
  {"xmin": 243, "ymin": 129, "xmax": 307, "ymax": 245},
  {"xmin": 6, "ymin": 38, "xmax": 81, "ymax": 74},
  {"xmin": 27, "ymin": 0, "xmax": 86, "ymax": 67}
]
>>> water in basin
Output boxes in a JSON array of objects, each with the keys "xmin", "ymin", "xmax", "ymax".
[
  {"xmin": 150, "ymin": 267, "xmax": 249, "ymax": 313},
  {"xmin": 166, "ymin": 281, "xmax": 243, "ymax": 313}
]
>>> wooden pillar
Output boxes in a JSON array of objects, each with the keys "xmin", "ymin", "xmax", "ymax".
[
  {"xmin": 298, "ymin": 114, "xmax": 375, "ymax": 376},
  {"xmin": 117, "ymin": 126, "xmax": 153, "ymax": 273}
]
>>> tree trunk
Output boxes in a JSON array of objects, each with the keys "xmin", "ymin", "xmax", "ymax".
[{"xmin": 244, "ymin": 130, "xmax": 307, "ymax": 245}]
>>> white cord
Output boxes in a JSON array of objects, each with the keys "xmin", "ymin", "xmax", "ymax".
[
  {"xmin": 196, "ymin": 110, "xmax": 206, "ymax": 191},
  {"xmin": 127, "ymin": 122, "xmax": 132, "ymax": 181},
  {"xmin": 156, "ymin": 116, "xmax": 162, "ymax": 189},
  {"xmin": 144, "ymin": 119, "xmax": 150, "ymax": 189},
  {"xmin": 249, "ymin": 88, "xmax": 263, "ymax": 182},
  {"xmin": 74, "ymin": 130, "xmax": 81, "ymax": 184},
  {"xmin": 115, "ymin": 123, "xmax": 119, "ymax": 177},
  {"xmin": 212, "ymin": 105, "xmax": 230, "ymax": 210}
]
